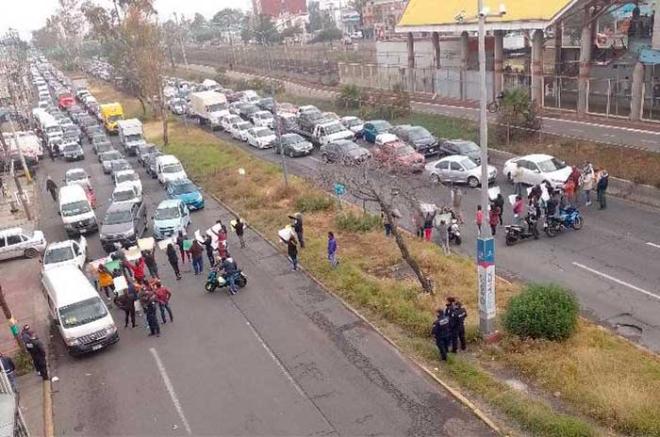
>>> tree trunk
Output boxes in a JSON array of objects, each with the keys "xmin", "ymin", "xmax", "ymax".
[
  {"xmin": 382, "ymin": 205, "xmax": 434, "ymax": 294},
  {"xmin": 138, "ymin": 97, "xmax": 147, "ymax": 118},
  {"xmin": 162, "ymin": 105, "xmax": 169, "ymax": 146}
]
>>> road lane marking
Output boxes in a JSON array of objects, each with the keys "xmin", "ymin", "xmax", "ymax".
[
  {"xmin": 150, "ymin": 348, "xmax": 193, "ymax": 435},
  {"xmin": 242, "ymin": 318, "xmax": 307, "ymax": 398},
  {"xmin": 572, "ymin": 262, "xmax": 659, "ymax": 301},
  {"xmin": 646, "ymin": 242, "xmax": 660, "ymax": 249}
]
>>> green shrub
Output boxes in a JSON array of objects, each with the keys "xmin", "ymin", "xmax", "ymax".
[
  {"xmin": 336, "ymin": 85, "xmax": 362, "ymax": 109},
  {"xmin": 295, "ymin": 194, "xmax": 334, "ymax": 212},
  {"xmin": 335, "ymin": 211, "xmax": 381, "ymax": 233},
  {"xmin": 503, "ymin": 284, "xmax": 579, "ymax": 341}
]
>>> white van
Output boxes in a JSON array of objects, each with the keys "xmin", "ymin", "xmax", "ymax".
[
  {"xmin": 42, "ymin": 266, "xmax": 118, "ymax": 355},
  {"xmin": 156, "ymin": 154, "xmax": 187, "ymax": 185},
  {"xmin": 58, "ymin": 184, "xmax": 98, "ymax": 238}
]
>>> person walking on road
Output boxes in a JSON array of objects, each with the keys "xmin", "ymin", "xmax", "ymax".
[
  {"xmin": 114, "ymin": 289, "xmax": 137, "ymax": 328},
  {"xmin": 20, "ymin": 325, "xmax": 48, "ymax": 380},
  {"xmin": 0, "ymin": 352, "xmax": 18, "ymax": 393},
  {"xmin": 287, "ymin": 236, "xmax": 299, "ymax": 271},
  {"xmin": 289, "ymin": 213, "xmax": 304, "ymax": 248},
  {"xmin": 97, "ymin": 265, "xmax": 115, "ymax": 301},
  {"xmin": 142, "ymin": 250, "xmax": 159, "ymax": 279},
  {"xmin": 431, "ymin": 309, "xmax": 452, "ymax": 361},
  {"xmin": 153, "ymin": 281, "xmax": 173, "ymax": 324},
  {"xmin": 513, "ymin": 165, "xmax": 524, "ymax": 197},
  {"xmin": 451, "ymin": 187, "xmax": 464, "ymax": 223},
  {"xmin": 489, "ymin": 203, "xmax": 500, "ymax": 236},
  {"xmin": 327, "ymin": 232, "xmax": 338, "ymax": 268},
  {"xmin": 234, "ymin": 217, "xmax": 246, "ymax": 248},
  {"xmin": 166, "ymin": 243, "xmax": 182, "ymax": 280},
  {"xmin": 475, "ymin": 205, "xmax": 483, "ymax": 236},
  {"xmin": 190, "ymin": 239, "xmax": 204, "ymax": 275},
  {"xmin": 423, "ymin": 212, "xmax": 434, "ymax": 241},
  {"xmin": 494, "ymin": 193, "xmax": 505, "ymax": 225},
  {"xmin": 203, "ymin": 235, "xmax": 215, "ymax": 267},
  {"xmin": 438, "ymin": 220, "xmax": 449, "ymax": 255},
  {"xmin": 45, "ymin": 176, "xmax": 58, "ymax": 202},
  {"xmin": 596, "ymin": 168, "xmax": 609, "ymax": 210},
  {"xmin": 143, "ymin": 292, "xmax": 161, "ymax": 337},
  {"xmin": 176, "ymin": 231, "xmax": 188, "ymax": 264},
  {"xmin": 129, "ymin": 257, "xmax": 146, "ymax": 284},
  {"xmin": 581, "ymin": 161, "xmax": 595, "ymax": 206}
]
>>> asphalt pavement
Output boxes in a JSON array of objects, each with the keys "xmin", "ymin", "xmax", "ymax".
[
  {"xmin": 204, "ymin": 124, "xmax": 660, "ymax": 353},
  {"xmin": 412, "ymin": 101, "xmax": 660, "ymax": 153},
  {"xmin": 40, "ymin": 135, "xmax": 493, "ymax": 435}
]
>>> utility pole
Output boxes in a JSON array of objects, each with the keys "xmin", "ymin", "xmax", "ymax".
[
  {"xmin": 475, "ymin": 0, "xmax": 505, "ymax": 339},
  {"xmin": 273, "ymin": 100, "xmax": 288, "ymax": 188},
  {"xmin": 0, "ymin": 286, "xmax": 24, "ymax": 351}
]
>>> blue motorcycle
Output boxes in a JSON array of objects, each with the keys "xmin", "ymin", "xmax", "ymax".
[{"xmin": 544, "ymin": 207, "xmax": 584, "ymax": 237}]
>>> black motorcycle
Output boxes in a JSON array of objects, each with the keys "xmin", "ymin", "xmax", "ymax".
[
  {"xmin": 205, "ymin": 269, "xmax": 248, "ymax": 293},
  {"xmin": 505, "ymin": 214, "xmax": 539, "ymax": 246}
]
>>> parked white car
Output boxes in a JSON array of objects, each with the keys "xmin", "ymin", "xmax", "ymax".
[
  {"xmin": 221, "ymin": 114, "xmax": 242, "ymax": 132},
  {"xmin": 113, "ymin": 169, "xmax": 142, "ymax": 196},
  {"xmin": 340, "ymin": 116, "xmax": 364, "ymax": 134},
  {"xmin": 111, "ymin": 184, "xmax": 142, "ymax": 206},
  {"xmin": 229, "ymin": 121, "xmax": 252, "ymax": 141},
  {"xmin": 64, "ymin": 168, "xmax": 91, "ymax": 188},
  {"xmin": 503, "ymin": 154, "xmax": 572, "ymax": 189},
  {"xmin": 42, "ymin": 238, "xmax": 87, "ymax": 271},
  {"xmin": 251, "ymin": 110, "xmax": 274, "ymax": 128},
  {"xmin": 425, "ymin": 155, "xmax": 497, "ymax": 187},
  {"xmin": 0, "ymin": 227, "xmax": 47, "ymax": 261},
  {"xmin": 246, "ymin": 127, "xmax": 276, "ymax": 149}
]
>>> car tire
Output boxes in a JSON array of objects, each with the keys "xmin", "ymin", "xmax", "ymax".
[
  {"xmin": 431, "ymin": 174, "xmax": 441, "ymax": 184},
  {"xmin": 507, "ymin": 172, "xmax": 513, "ymax": 183},
  {"xmin": 24, "ymin": 248, "xmax": 38, "ymax": 258},
  {"xmin": 468, "ymin": 176, "xmax": 479, "ymax": 188}
]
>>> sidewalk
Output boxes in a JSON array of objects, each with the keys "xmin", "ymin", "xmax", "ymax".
[{"xmin": 0, "ymin": 175, "xmax": 37, "ymax": 232}]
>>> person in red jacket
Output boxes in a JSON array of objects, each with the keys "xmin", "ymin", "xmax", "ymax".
[
  {"xmin": 153, "ymin": 281, "xmax": 173, "ymax": 324},
  {"xmin": 130, "ymin": 257, "xmax": 146, "ymax": 284},
  {"xmin": 489, "ymin": 204, "xmax": 500, "ymax": 236}
]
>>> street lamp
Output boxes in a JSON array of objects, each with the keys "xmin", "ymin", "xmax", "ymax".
[{"xmin": 476, "ymin": 1, "xmax": 505, "ymax": 338}]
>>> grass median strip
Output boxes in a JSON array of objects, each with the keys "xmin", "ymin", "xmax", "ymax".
[{"xmin": 92, "ymin": 80, "xmax": 660, "ymax": 436}]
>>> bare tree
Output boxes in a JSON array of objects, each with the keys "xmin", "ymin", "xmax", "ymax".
[{"xmin": 318, "ymin": 160, "xmax": 435, "ymax": 294}]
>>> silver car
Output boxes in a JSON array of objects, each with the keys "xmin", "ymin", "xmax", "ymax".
[{"xmin": 425, "ymin": 155, "xmax": 497, "ymax": 188}]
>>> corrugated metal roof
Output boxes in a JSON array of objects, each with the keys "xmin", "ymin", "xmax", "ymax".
[{"xmin": 397, "ymin": 0, "xmax": 579, "ymax": 32}]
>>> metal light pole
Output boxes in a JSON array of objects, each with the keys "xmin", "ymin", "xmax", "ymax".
[
  {"xmin": 475, "ymin": 0, "xmax": 505, "ymax": 338},
  {"xmin": 273, "ymin": 99, "xmax": 288, "ymax": 188}
]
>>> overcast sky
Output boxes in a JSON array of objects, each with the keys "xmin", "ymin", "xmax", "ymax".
[{"xmin": 1, "ymin": 0, "xmax": 252, "ymax": 39}]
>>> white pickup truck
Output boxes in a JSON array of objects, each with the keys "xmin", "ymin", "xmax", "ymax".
[{"xmin": 304, "ymin": 121, "xmax": 354, "ymax": 147}]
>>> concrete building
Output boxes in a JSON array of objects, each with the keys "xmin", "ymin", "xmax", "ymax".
[
  {"xmin": 363, "ymin": 0, "xmax": 408, "ymax": 39},
  {"xmin": 252, "ymin": 0, "xmax": 307, "ymax": 17}
]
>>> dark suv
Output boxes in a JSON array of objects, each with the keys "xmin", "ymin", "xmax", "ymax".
[{"xmin": 99, "ymin": 201, "xmax": 148, "ymax": 252}]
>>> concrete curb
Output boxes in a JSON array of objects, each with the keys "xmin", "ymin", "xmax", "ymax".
[{"xmin": 209, "ymin": 193, "xmax": 504, "ymax": 436}]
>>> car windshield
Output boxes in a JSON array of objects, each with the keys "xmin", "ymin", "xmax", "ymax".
[
  {"xmin": 102, "ymin": 152, "xmax": 121, "ymax": 161},
  {"xmin": 324, "ymin": 123, "xmax": 345, "ymax": 134},
  {"xmin": 67, "ymin": 171, "xmax": 86, "ymax": 181},
  {"xmin": 171, "ymin": 182, "xmax": 196, "ymax": 194},
  {"xmin": 237, "ymin": 123, "xmax": 251, "ymax": 130},
  {"xmin": 459, "ymin": 158, "xmax": 477, "ymax": 170},
  {"xmin": 105, "ymin": 209, "xmax": 132, "ymax": 225},
  {"xmin": 61, "ymin": 200, "xmax": 91, "ymax": 217},
  {"xmin": 257, "ymin": 113, "xmax": 272, "ymax": 120},
  {"xmin": 113, "ymin": 189, "xmax": 136, "ymax": 201},
  {"xmin": 373, "ymin": 121, "xmax": 392, "ymax": 131},
  {"xmin": 537, "ymin": 158, "xmax": 566, "ymax": 172},
  {"xmin": 112, "ymin": 162, "xmax": 131, "ymax": 171},
  {"xmin": 395, "ymin": 146, "xmax": 416, "ymax": 156},
  {"xmin": 155, "ymin": 206, "xmax": 180, "ymax": 220},
  {"xmin": 340, "ymin": 142, "xmax": 360, "ymax": 151},
  {"xmin": 139, "ymin": 146, "xmax": 155, "ymax": 155},
  {"xmin": 125, "ymin": 134, "xmax": 143, "ymax": 143},
  {"xmin": 108, "ymin": 114, "xmax": 122, "ymax": 123},
  {"xmin": 344, "ymin": 118, "xmax": 361, "ymax": 127},
  {"xmin": 43, "ymin": 246, "xmax": 74, "ymax": 264},
  {"xmin": 407, "ymin": 127, "xmax": 432, "ymax": 140},
  {"xmin": 455, "ymin": 141, "xmax": 480, "ymax": 154},
  {"xmin": 255, "ymin": 129, "xmax": 273, "ymax": 138},
  {"xmin": 63, "ymin": 144, "xmax": 79, "ymax": 152},
  {"xmin": 116, "ymin": 172, "xmax": 138, "ymax": 183},
  {"xmin": 162, "ymin": 163, "xmax": 182, "ymax": 174},
  {"xmin": 281, "ymin": 135, "xmax": 301, "ymax": 145},
  {"xmin": 59, "ymin": 297, "xmax": 108, "ymax": 328}
]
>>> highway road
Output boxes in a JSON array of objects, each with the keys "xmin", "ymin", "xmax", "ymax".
[
  {"xmin": 201, "ymin": 123, "xmax": 660, "ymax": 353},
  {"xmin": 40, "ymin": 134, "xmax": 493, "ymax": 435}
]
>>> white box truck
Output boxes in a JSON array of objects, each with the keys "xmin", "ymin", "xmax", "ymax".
[
  {"xmin": 190, "ymin": 91, "xmax": 229, "ymax": 130},
  {"xmin": 117, "ymin": 119, "xmax": 146, "ymax": 156}
]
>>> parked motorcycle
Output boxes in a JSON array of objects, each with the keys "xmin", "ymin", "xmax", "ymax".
[
  {"xmin": 544, "ymin": 207, "xmax": 583, "ymax": 237},
  {"xmin": 505, "ymin": 214, "xmax": 539, "ymax": 246},
  {"xmin": 448, "ymin": 219, "xmax": 462, "ymax": 245},
  {"xmin": 205, "ymin": 269, "xmax": 248, "ymax": 293}
]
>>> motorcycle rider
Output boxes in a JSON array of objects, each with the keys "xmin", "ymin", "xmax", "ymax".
[{"xmin": 220, "ymin": 254, "xmax": 240, "ymax": 295}]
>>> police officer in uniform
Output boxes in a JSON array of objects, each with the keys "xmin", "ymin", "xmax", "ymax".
[
  {"xmin": 431, "ymin": 309, "xmax": 451, "ymax": 361},
  {"xmin": 453, "ymin": 301, "xmax": 468, "ymax": 352},
  {"xmin": 443, "ymin": 297, "xmax": 459, "ymax": 353}
]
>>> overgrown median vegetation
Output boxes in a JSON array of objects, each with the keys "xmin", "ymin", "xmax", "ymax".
[{"xmin": 94, "ymin": 81, "xmax": 660, "ymax": 436}]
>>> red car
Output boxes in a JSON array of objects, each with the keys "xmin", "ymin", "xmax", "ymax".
[
  {"xmin": 58, "ymin": 94, "xmax": 75, "ymax": 110},
  {"xmin": 373, "ymin": 134, "xmax": 425, "ymax": 173}
]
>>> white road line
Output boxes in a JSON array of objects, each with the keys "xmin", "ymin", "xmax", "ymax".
[
  {"xmin": 150, "ymin": 348, "xmax": 193, "ymax": 435},
  {"xmin": 546, "ymin": 118, "xmax": 660, "ymax": 136},
  {"xmin": 572, "ymin": 262, "xmax": 659, "ymax": 301},
  {"xmin": 243, "ymin": 319, "xmax": 307, "ymax": 399},
  {"xmin": 646, "ymin": 242, "xmax": 660, "ymax": 249}
]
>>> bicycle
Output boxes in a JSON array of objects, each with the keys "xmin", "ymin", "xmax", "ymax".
[{"xmin": 487, "ymin": 92, "xmax": 504, "ymax": 113}]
